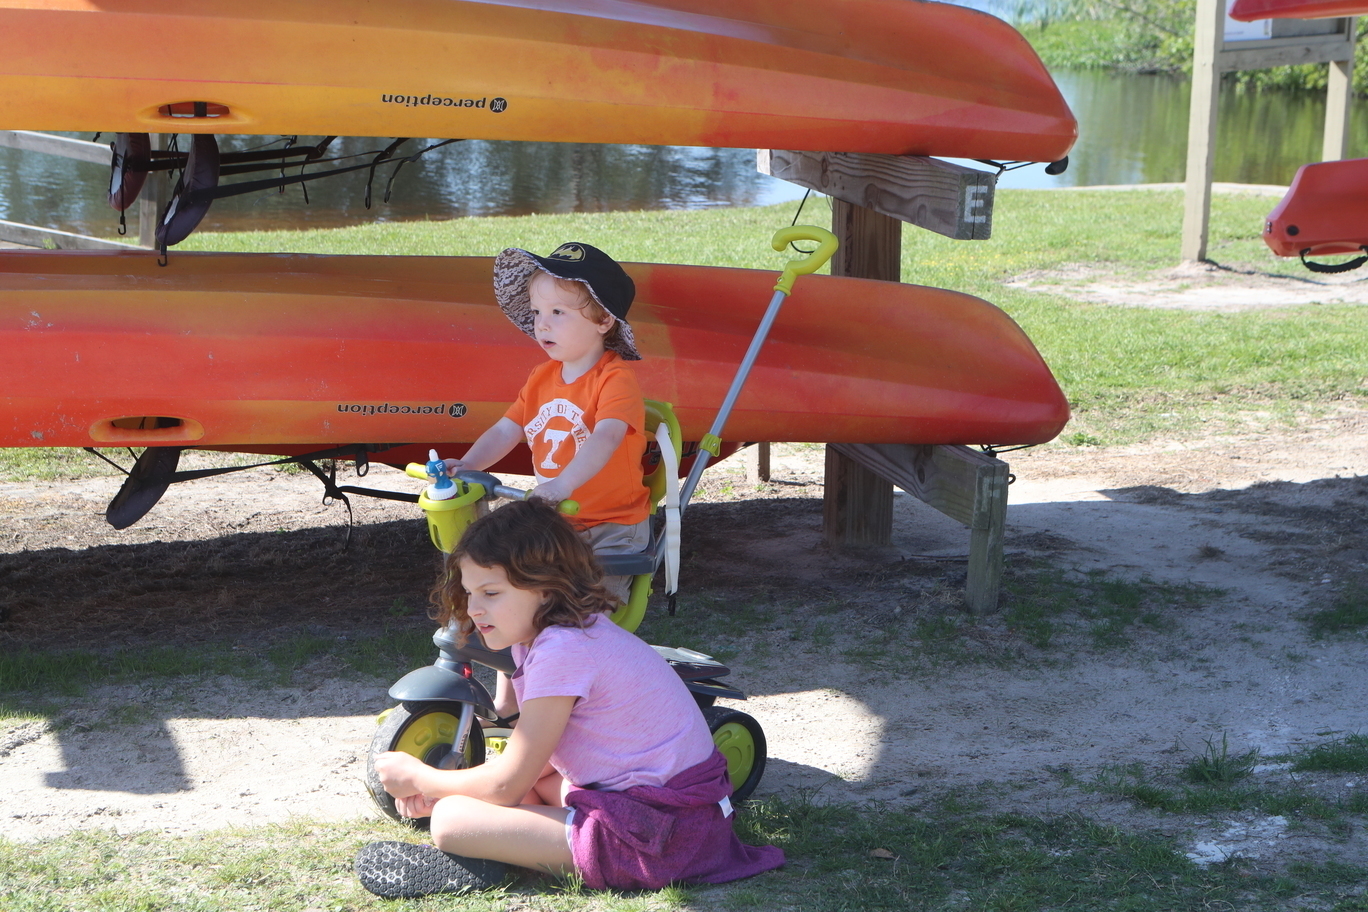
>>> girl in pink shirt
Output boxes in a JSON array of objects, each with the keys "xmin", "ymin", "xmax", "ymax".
[{"xmin": 357, "ymin": 500, "xmax": 782, "ymax": 898}]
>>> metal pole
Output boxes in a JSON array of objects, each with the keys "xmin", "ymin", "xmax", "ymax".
[{"xmin": 678, "ymin": 287, "xmax": 788, "ymax": 510}]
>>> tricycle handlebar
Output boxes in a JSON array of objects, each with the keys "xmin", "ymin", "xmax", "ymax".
[{"xmin": 404, "ymin": 463, "xmax": 579, "ymax": 515}]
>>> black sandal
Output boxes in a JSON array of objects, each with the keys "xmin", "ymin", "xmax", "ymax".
[{"xmin": 355, "ymin": 841, "xmax": 506, "ymax": 898}]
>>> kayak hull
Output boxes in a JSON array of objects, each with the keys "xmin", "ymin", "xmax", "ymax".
[
  {"xmin": 0, "ymin": 0, "xmax": 1076, "ymax": 161},
  {"xmin": 1263, "ymin": 158, "xmax": 1368, "ymax": 258},
  {"xmin": 0, "ymin": 251, "xmax": 1070, "ymax": 459}
]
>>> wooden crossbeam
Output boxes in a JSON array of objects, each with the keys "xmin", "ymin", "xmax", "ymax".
[
  {"xmin": 832, "ymin": 443, "xmax": 1009, "ymax": 614},
  {"xmin": 758, "ymin": 149, "xmax": 995, "ymax": 240},
  {"xmin": 0, "ymin": 130, "xmax": 109, "ymax": 165},
  {"xmin": 0, "ymin": 219, "xmax": 135, "ymax": 251}
]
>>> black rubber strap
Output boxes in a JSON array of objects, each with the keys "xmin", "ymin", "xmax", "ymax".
[{"xmin": 1300, "ymin": 246, "xmax": 1368, "ymax": 274}]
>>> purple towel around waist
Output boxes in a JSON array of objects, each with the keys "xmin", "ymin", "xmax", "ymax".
[{"xmin": 564, "ymin": 749, "xmax": 784, "ymax": 890}]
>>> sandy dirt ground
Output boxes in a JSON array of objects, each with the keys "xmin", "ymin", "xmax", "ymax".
[{"xmin": 3, "ymin": 262, "xmax": 1368, "ymax": 874}]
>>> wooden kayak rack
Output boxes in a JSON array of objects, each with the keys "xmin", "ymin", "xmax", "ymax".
[{"xmin": 759, "ymin": 150, "xmax": 1010, "ymax": 614}]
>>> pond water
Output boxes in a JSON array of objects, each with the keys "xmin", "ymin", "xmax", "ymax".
[
  {"xmin": 991, "ymin": 69, "xmax": 1368, "ymax": 190},
  {"xmin": 1, "ymin": 69, "xmax": 1365, "ymax": 237}
]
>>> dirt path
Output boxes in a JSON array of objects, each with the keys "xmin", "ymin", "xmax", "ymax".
[{"xmin": 3, "ymin": 421, "xmax": 1367, "ymax": 868}]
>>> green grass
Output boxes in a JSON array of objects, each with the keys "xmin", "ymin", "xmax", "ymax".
[
  {"xmin": 9, "ymin": 792, "xmax": 1368, "ymax": 912},
  {"xmin": 1088, "ymin": 731, "xmax": 1368, "ymax": 826},
  {"xmin": 1181, "ymin": 733, "xmax": 1260, "ymax": 788},
  {"xmin": 1004, "ymin": 562, "xmax": 1217, "ymax": 651},
  {"xmin": 1291, "ymin": 735, "xmax": 1368, "ymax": 774},
  {"xmin": 1307, "ymin": 586, "xmax": 1368, "ymax": 638}
]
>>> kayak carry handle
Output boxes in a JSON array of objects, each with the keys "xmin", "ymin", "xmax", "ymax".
[{"xmin": 771, "ymin": 225, "xmax": 838, "ymax": 295}]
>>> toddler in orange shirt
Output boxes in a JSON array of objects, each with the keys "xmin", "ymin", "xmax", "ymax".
[{"xmin": 443, "ymin": 242, "xmax": 651, "ymax": 607}]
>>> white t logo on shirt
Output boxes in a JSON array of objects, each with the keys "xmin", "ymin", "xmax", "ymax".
[{"xmin": 525, "ymin": 398, "xmax": 589, "ymax": 477}]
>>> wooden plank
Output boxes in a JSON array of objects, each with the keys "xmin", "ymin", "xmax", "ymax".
[
  {"xmin": 0, "ymin": 130, "xmax": 109, "ymax": 165},
  {"xmin": 823, "ymin": 446, "xmax": 893, "ymax": 546},
  {"xmin": 1218, "ymin": 35, "xmax": 1354, "ymax": 71},
  {"xmin": 965, "ymin": 458, "xmax": 1008, "ymax": 615},
  {"xmin": 758, "ymin": 149, "xmax": 994, "ymax": 240},
  {"xmin": 830, "ymin": 198, "xmax": 900, "ymax": 283},
  {"xmin": 830, "ymin": 444, "xmax": 1000, "ymax": 529},
  {"xmin": 1181, "ymin": 0, "xmax": 1224, "ymax": 263},
  {"xmin": 832, "ymin": 443, "xmax": 1009, "ymax": 613},
  {"xmin": 0, "ymin": 219, "xmax": 135, "ymax": 251}
]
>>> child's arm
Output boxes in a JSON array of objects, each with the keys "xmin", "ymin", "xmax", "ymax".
[
  {"xmin": 442, "ymin": 417, "xmax": 524, "ymax": 475},
  {"xmin": 530, "ymin": 417, "xmax": 627, "ymax": 504},
  {"xmin": 493, "ymin": 671, "xmax": 517, "ymax": 720},
  {"xmin": 374, "ymin": 695, "xmax": 574, "ymax": 808}
]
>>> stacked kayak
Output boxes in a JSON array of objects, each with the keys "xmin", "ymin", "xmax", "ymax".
[
  {"xmin": 0, "ymin": 0, "xmax": 1075, "ymax": 162},
  {"xmin": 0, "ymin": 250, "xmax": 1070, "ymax": 462},
  {"xmin": 1262, "ymin": 158, "xmax": 1368, "ymax": 272}
]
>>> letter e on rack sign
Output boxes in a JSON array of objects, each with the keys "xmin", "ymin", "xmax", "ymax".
[{"xmin": 758, "ymin": 150, "xmax": 995, "ymax": 241}]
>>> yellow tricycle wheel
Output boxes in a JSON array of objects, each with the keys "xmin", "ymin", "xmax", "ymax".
[{"xmin": 701, "ymin": 705, "xmax": 766, "ymax": 802}]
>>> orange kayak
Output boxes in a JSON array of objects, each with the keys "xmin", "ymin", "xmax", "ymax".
[
  {"xmin": 0, "ymin": 0, "xmax": 1075, "ymax": 162},
  {"xmin": 1263, "ymin": 158, "xmax": 1368, "ymax": 268},
  {"xmin": 1230, "ymin": 0, "xmax": 1365, "ymax": 18},
  {"xmin": 0, "ymin": 250, "xmax": 1069, "ymax": 462}
]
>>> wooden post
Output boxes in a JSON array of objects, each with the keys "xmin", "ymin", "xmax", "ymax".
[
  {"xmin": 823, "ymin": 197, "xmax": 899, "ymax": 547},
  {"xmin": 744, "ymin": 442, "xmax": 771, "ymax": 484},
  {"xmin": 1323, "ymin": 22, "xmax": 1354, "ymax": 162},
  {"xmin": 1181, "ymin": 10, "xmax": 1353, "ymax": 262},
  {"xmin": 823, "ymin": 445, "xmax": 894, "ymax": 546},
  {"xmin": 965, "ymin": 458, "xmax": 1009, "ymax": 615},
  {"xmin": 139, "ymin": 134, "xmax": 166, "ymax": 250},
  {"xmin": 1181, "ymin": 0, "xmax": 1224, "ymax": 263}
]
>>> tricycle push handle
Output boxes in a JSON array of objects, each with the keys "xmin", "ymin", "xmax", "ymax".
[
  {"xmin": 677, "ymin": 225, "xmax": 838, "ymax": 509},
  {"xmin": 770, "ymin": 226, "xmax": 838, "ymax": 295}
]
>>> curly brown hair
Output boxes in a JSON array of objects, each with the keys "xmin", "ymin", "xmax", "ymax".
[{"xmin": 430, "ymin": 498, "xmax": 619, "ymax": 646}]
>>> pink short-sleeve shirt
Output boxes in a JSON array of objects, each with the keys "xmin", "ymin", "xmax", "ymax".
[{"xmin": 511, "ymin": 615, "xmax": 716, "ymax": 791}]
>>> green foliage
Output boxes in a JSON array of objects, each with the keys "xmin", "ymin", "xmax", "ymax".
[
  {"xmin": 1182, "ymin": 732, "xmax": 1260, "ymax": 787},
  {"xmin": 1020, "ymin": 4, "xmax": 1194, "ymax": 74},
  {"xmin": 1017, "ymin": 0, "xmax": 1368, "ymax": 95}
]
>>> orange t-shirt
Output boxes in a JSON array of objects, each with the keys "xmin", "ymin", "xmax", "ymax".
[{"xmin": 504, "ymin": 351, "xmax": 650, "ymax": 528}]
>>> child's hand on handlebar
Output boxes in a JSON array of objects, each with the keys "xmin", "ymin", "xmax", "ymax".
[
  {"xmin": 529, "ymin": 479, "xmax": 573, "ymax": 505},
  {"xmin": 437, "ymin": 457, "xmax": 466, "ymax": 478}
]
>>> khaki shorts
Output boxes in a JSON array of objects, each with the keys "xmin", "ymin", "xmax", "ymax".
[{"xmin": 580, "ymin": 518, "xmax": 651, "ymax": 605}]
